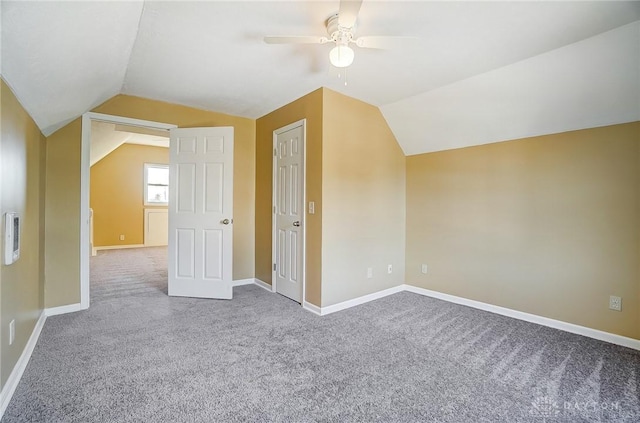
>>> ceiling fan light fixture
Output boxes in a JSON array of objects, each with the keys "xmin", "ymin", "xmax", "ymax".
[{"xmin": 329, "ymin": 44, "xmax": 354, "ymax": 68}]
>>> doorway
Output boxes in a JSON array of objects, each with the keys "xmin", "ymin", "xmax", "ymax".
[
  {"xmin": 80, "ymin": 113, "xmax": 177, "ymax": 308},
  {"xmin": 272, "ymin": 120, "xmax": 306, "ymax": 303}
]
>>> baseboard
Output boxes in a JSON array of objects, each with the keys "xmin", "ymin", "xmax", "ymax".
[
  {"xmin": 232, "ymin": 278, "xmax": 255, "ymax": 287},
  {"xmin": 301, "ymin": 285, "xmax": 404, "ymax": 317},
  {"xmin": 253, "ymin": 279, "xmax": 273, "ymax": 292},
  {"xmin": 45, "ymin": 303, "xmax": 84, "ymax": 317},
  {"xmin": 0, "ymin": 311, "xmax": 46, "ymax": 419},
  {"xmin": 233, "ymin": 278, "xmax": 273, "ymax": 292},
  {"xmin": 403, "ymin": 284, "xmax": 640, "ymax": 351},
  {"xmin": 291, "ymin": 282, "xmax": 640, "ymax": 350},
  {"xmin": 302, "ymin": 301, "xmax": 322, "ymax": 316},
  {"xmin": 94, "ymin": 244, "xmax": 145, "ymax": 251}
]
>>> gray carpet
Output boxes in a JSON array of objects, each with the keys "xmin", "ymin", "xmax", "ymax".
[{"xmin": 3, "ymin": 247, "xmax": 639, "ymax": 422}]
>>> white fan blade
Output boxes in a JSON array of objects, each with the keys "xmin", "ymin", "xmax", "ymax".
[
  {"xmin": 354, "ymin": 36, "xmax": 418, "ymax": 50},
  {"xmin": 264, "ymin": 36, "xmax": 329, "ymax": 45},
  {"xmin": 338, "ymin": 0, "xmax": 363, "ymax": 28}
]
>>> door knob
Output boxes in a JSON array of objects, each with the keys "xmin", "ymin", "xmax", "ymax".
[
  {"xmin": 221, "ymin": 219, "xmax": 230, "ymax": 225},
  {"xmin": 293, "ymin": 221, "xmax": 300, "ymax": 227}
]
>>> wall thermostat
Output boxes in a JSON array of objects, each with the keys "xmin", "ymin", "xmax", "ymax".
[{"xmin": 4, "ymin": 212, "xmax": 21, "ymax": 265}]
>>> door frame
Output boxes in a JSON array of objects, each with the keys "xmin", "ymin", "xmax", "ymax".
[
  {"xmin": 80, "ymin": 112, "xmax": 177, "ymax": 309},
  {"xmin": 271, "ymin": 119, "xmax": 307, "ymax": 303}
]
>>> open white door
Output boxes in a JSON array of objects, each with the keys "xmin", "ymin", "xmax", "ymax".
[{"xmin": 168, "ymin": 127, "xmax": 233, "ymax": 299}]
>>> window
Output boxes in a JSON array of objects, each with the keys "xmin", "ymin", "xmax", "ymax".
[{"xmin": 144, "ymin": 163, "xmax": 169, "ymax": 206}]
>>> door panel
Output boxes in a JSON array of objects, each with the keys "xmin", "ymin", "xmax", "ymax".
[
  {"xmin": 176, "ymin": 229, "xmax": 195, "ymax": 278},
  {"xmin": 176, "ymin": 164, "xmax": 196, "ymax": 212},
  {"xmin": 204, "ymin": 163, "xmax": 224, "ymax": 212},
  {"xmin": 203, "ymin": 229, "xmax": 223, "ymax": 279},
  {"xmin": 168, "ymin": 127, "xmax": 233, "ymax": 299},
  {"xmin": 274, "ymin": 124, "xmax": 304, "ymax": 303},
  {"xmin": 290, "ymin": 231, "xmax": 298, "ymax": 282}
]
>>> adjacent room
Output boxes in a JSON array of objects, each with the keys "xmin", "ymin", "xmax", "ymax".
[
  {"xmin": 89, "ymin": 121, "xmax": 171, "ymax": 300},
  {"xmin": 1, "ymin": 1, "xmax": 639, "ymax": 422}
]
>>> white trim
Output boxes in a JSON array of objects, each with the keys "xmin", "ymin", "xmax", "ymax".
[
  {"xmin": 302, "ymin": 301, "xmax": 322, "ymax": 316},
  {"xmin": 80, "ymin": 113, "xmax": 91, "ymax": 309},
  {"xmin": 300, "ymin": 121, "xmax": 308, "ymax": 305},
  {"xmin": 143, "ymin": 163, "xmax": 169, "ymax": 207},
  {"xmin": 316, "ymin": 285, "xmax": 406, "ymax": 316},
  {"xmin": 272, "ymin": 120, "xmax": 307, "ymax": 302},
  {"xmin": 232, "ymin": 278, "xmax": 274, "ymax": 291},
  {"xmin": 0, "ymin": 312, "xmax": 46, "ymax": 419},
  {"xmin": 232, "ymin": 278, "xmax": 255, "ymax": 287},
  {"xmin": 253, "ymin": 279, "xmax": 273, "ymax": 292},
  {"xmin": 93, "ymin": 244, "xmax": 146, "ymax": 251},
  {"xmin": 0, "ymin": 70, "xmax": 3, "ymax": 393},
  {"xmin": 403, "ymin": 285, "xmax": 640, "ymax": 351},
  {"xmin": 291, "ymin": 282, "xmax": 640, "ymax": 350},
  {"xmin": 81, "ymin": 113, "xmax": 178, "ymax": 311},
  {"xmin": 83, "ymin": 112, "xmax": 176, "ymax": 131},
  {"xmin": 45, "ymin": 303, "xmax": 85, "ymax": 317}
]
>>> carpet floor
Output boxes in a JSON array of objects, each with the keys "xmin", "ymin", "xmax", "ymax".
[{"xmin": 2, "ymin": 247, "xmax": 639, "ymax": 422}]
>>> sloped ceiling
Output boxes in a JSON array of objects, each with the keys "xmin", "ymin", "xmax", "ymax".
[
  {"xmin": 2, "ymin": 1, "xmax": 639, "ymax": 155},
  {"xmin": 383, "ymin": 21, "xmax": 640, "ymax": 155},
  {"xmin": 2, "ymin": 1, "xmax": 144, "ymax": 135},
  {"xmin": 90, "ymin": 121, "xmax": 168, "ymax": 167}
]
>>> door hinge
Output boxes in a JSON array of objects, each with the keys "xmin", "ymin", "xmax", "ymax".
[
  {"xmin": 274, "ymin": 148, "xmax": 277, "ymax": 156},
  {"xmin": 273, "ymin": 206, "xmax": 276, "ymax": 213},
  {"xmin": 273, "ymin": 263, "xmax": 276, "ymax": 271}
]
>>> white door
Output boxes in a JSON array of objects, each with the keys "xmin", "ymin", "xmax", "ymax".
[
  {"xmin": 273, "ymin": 123, "xmax": 304, "ymax": 303},
  {"xmin": 168, "ymin": 127, "xmax": 233, "ymax": 299}
]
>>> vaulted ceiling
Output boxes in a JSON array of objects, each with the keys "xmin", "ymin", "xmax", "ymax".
[{"xmin": 2, "ymin": 1, "xmax": 639, "ymax": 155}]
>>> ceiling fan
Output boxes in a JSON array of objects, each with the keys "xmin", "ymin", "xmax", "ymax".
[{"xmin": 264, "ymin": 0, "xmax": 412, "ymax": 70}]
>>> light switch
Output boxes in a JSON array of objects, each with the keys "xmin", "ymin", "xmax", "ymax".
[{"xmin": 309, "ymin": 201, "xmax": 315, "ymax": 214}]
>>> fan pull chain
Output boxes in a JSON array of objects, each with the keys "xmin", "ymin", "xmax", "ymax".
[
  {"xmin": 334, "ymin": 68, "xmax": 348, "ymax": 86},
  {"xmin": 344, "ymin": 68, "xmax": 348, "ymax": 86}
]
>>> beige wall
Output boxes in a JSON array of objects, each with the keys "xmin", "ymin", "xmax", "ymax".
[
  {"xmin": 37, "ymin": 86, "xmax": 640, "ymax": 342},
  {"xmin": 255, "ymin": 88, "xmax": 406, "ymax": 307},
  {"xmin": 255, "ymin": 89, "xmax": 323, "ymax": 306},
  {"xmin": 45, "ymin": 95, "xmax": 256, "ymax": 308},
  {"xmin": 0, "ymin": 80, "xmax": 46, "ymax": 387},
  {"xmin": 90, "ymin": 144, "xmax": 168, "ymax": 247},
  {"xmin": 406, "ymin": 122, "xmax": 640, "ymax": 339},
  {"xmin": 45, "ymin": 119, "xmax": 82, "ymax": 306},
  {"xmin": 321, "ymin": 89, "xmax": 406, "ymax": 306}
]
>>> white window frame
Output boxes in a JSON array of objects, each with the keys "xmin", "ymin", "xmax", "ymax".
[{"xmin": 144, "ymin": 163, "xmax": 169, "ymax": 206}]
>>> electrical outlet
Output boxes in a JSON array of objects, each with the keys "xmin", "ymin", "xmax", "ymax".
[
  {"xmin": 367, "ymin": 267, "xmax": 373, "ymax": 279},
  {"xmin": 119, "ymin": 234, "xmax": 125, "ymax": 241},
  {"xmin": 421, "ymin": 264, "xmax": 428, "ymax": 274},
  {"xmin": 387, "ymin": 264, "xmax": 392, "ymax": 274},
  {"xmin": 9, "ymin": 320, "xmax": 15, "ymax": 345},
  {"xmin": 308, "ymin": 202, "xmax": 315, "ymax": 215},
  {"xmin": 609, "ymin": 295, "xmax": 622, "ymax": 311}
]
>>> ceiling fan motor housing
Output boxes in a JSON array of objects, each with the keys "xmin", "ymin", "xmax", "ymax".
[{"xmin": 327, "ymin": 14, "xmax": 356, "ymax": 45}]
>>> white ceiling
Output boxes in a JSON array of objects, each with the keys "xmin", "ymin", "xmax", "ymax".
[
  {"xmin": 2, "ymin": 1, "xmax": 639, "ymax": 155},
  {"xmin": 90, "ymin": 121, "xmax": 169, "ymax": 167},
  {"xmin": 383, "ymin": 21, "xmax": 640, "ymax": 155}
]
